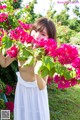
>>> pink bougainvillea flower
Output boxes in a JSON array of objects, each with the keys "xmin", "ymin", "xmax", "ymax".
[
  {"xmin": 0, "ymin": 13, "xmax": 8, "ymax": 22},
  {"xmin": 72, "ymin": 57, "xmax": 80, "ymax": 68},
  {"xmin": 5, "ymin": 102, "xmax": 14, "ymax": 112},
  {"xmin": 26, "ymin": 5, "xmax": 29, "ymax": 9},
  {"xmin": 76, "ymin": 68, "xmax": 80, "ymax": 79},
  {"xmin": 25, "ymin": 34, "xmax": 34, "ymax": 43},
  {"xmin": 0, "ymin": 4, "xmax": 7, "ymax": 10},
  {"xmin": 6, "ymin": 45, "xmax": 18, "ymax": 58},
  {"xmin": 13, "ymin": 0, "xmax": 17, "ymax": 2},
  {"xmin": 9, "ymin": 26, "xmax": 23, "ymax": 40},
  {"xmin": 67, "ymin": 67, "xmax": 72, "ymax": 71},
  {"xmin": 47, "ymin": 76, "xmax": 54, "ymax": 84},
  {"xmin": 56, "ymin": 44, "xmax": 78, "ymax": 64},
  {"xmin": 33, "ymin": 38, "xmax": 46, "ymax": 48},
  {"xmin": 60, "ymin": 76, "xmax": 71, "ymax": 89},
  {"xmin": 44, "ymin": 38, "xmax": 57, "ymax": 57},
  {"xmin": 18, "ymin": 20, "xmax": 32, "ymax": 30},
  {"xmin": 5, "ymin": 85, "xmax": 13, "ymax": 96},
  {"xmin": 0, "ymin": 89, "xmax": 2, "ymax": 93},
  {"xmin": 33, "ymin": 38, "xmax": 57, "ymax": 57},
  {"xmin": 9, "ymin": 26, "xmax": 32, "ymax": 44},
  {"xmin": 53, "ymin": 74, "xmax": 60, "ymax": 84},
  {"xmin": 70, "ymin": 78, "xmax": 77, "ymax": 86},
  {"xmin": 58, "ymin": 80, "xmax": 71, "ymax": 89},
  {"xmin": 53, "ymin": 75, "xmax": 77, "ymax": 89}
]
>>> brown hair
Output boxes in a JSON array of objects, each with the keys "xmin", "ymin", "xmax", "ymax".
[{"xmin": 30, "ymin": 17, "xmax": 56, "ymax": 41}]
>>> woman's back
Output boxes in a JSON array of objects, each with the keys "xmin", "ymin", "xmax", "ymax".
[{"xmin": 18, "ymin": 60, "xmax": 35, "ymax": 82}]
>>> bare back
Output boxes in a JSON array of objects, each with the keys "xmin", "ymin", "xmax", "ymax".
[{"xmin": 18, "ymin": 60, "xmax": 35, "ymax": 82}]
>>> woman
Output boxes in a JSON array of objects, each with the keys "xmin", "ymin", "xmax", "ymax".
[{"xmin": 0, "ymin": 17, "xmax": 56, "ymax": 120}]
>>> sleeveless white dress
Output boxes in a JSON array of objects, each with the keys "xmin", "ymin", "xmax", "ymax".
[{"xmin": 14, "ymin": 72, "xmax": 50, "ymax": 120}]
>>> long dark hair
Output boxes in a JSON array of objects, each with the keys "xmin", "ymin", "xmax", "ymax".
[{"xmin": 30, "ymin": 17, "xmax": 56, "ymax": 41}]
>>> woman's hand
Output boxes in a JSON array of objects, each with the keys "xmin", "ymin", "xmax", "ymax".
[{"xmin": 0, "ymin": 53, "xmax": 5, "ymax": 67}]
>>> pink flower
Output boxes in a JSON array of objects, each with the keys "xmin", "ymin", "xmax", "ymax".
[
  {"xmin": 5, "ymin": 85, "xmax": 13, "ymax": 96},
  {"xmin": 67, "ymin": 68, "xmax": 72, "ymax": 71},
  {"xmin": 9, "ymin": 26, "xmax": 33, "ymax": 43},
  {"xmin": 26, "ymin": 5, "xmax": 29, "ymax": 9},
  {"xmin": 47, "ymin": 76, "xmax": 54, "ymax": 84},
  {"xmin": 58, "ymin": 76, "xmax": 71, "ymax": 89},
  {"xmin": 53, "ymin": 75, "xmax": 71, "ymax": 89},
  {"xmin": 72, "ymin": 57, "xmax": 80, "ymax": 68},
  {"xmin": 0, "ymin": 89, "xmax": 2, "ymax": 93},
  {"xmin": 53, "ymin": 75, "xmax": 60, "ymax": 84},
  {"xmin": 70, "ymin": 78, "xmax": 77, "ymax": 86},
  {"xmin": 76, "ymin": 68, "xmax": 80, "ymax": 79},
  {"xmin": 44, "ymin": 38, "xmax": 57, "ymax": 57},
  {"xmin": 18, "ymin": 20, "xmax": 32, "ymax": 30},
  {"xmin": 25, "ymin": 34, "xmax": 34, "ymax": 43},
  {"xmin": 0, "ymin": 4, "xmax": 7, "ymax": 10},
  {"xmin": 5, "ymin": 102, "xmax": 14, "ymax": 112},
  {"xmin": 13, "ymin": 0, "xmax": 17, "ymax": 2},
  {"xmin": 9, "ymin": 26, "xmax": 23, "ymax": 40},
  {"xmin": 58, "ymin": 80, "xmax": 70, "ymax": 89},
  {"xmin": 34, "ymin": 38, "xmax": 46, "ymax": 47},
  {"xmin": 33, "ymin": 38, "xmax": 57, "ymax": 57},
  {"xmin": 0, "ymin": 13, "xmax": 8, "ymax": 22},
  {"xmin": 56, "ymin": 44, "xmax": 78, "ymax": 64},
  {"xmin": 6, "ymin": 45, "xmax": 18, "ymax": 58},
  {"xmin": 8, "ymin": 25, "xmax": 12, "ymax": 30}
]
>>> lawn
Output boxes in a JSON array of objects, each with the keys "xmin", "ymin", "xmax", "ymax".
[{"xmin": 48, "ymin": 84, "xmax": 80, "ymax": 120}]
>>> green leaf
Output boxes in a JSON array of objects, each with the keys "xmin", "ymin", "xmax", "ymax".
[
  {"xmin": 22, "ymin": 56, "xmax": 34, "ymax": 67},
  {"xmin": 54, "ymin": 62, "xmax": 66, "ymax": 75},
  {"xmin": 2, "ymin": 36, "xmax": 12, "ymax": 48},
  {"xmin": 18, "ymin": 47, "xmax": 33, "ymax": 60},
  {"xmin": 42, "ymin": 56, "xmax": 54, "ymax": 70},
  {"xmin": 41, "ymin": 67, "xmax": 49, "ymax": 78},
  {"xmin": 70, "ymin": 69, "xmax": 76, "ymax": 78},
  {"xmin": 54, "ymin": 62, "xmax": 76, "ymax": 80},
  {"xmin": 49, "ymin": 67, "xmax": 55, "ymax": 77}
]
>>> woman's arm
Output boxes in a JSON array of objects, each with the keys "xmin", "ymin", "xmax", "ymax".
[
  {"xmin": 0, "ymin": 53, "xmax": 16, "ymax": 67},
  {"xmin": 35, "ymin": 74, "xmax": 48, "ymax": 90}
]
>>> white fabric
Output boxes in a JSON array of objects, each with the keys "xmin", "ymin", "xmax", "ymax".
[{"xmin": 14, "ymin": 72, "xmax": 50, "ymax": 120}]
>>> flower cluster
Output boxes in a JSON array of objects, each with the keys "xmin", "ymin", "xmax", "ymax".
[
  {"xmin": 56, "ymin": 44, "xmax": 78, "ymax": 64},
  {"xmin": 1, "ymin": 22, "xmax": 80, "ymax": 89},
  {"xmin": 9, "ymin": 26, "xmax": 34, "ymax": 44},
  {"xmin": 34, "ymin": 38, "xmax": 57, "ymax": 57},
  {"xmin": 5, "ymin": 102, "xmax": 14, "ymax": 112},
  {"xmin": 5, "ymin": 85, "xmax": 13, "ymax": 96},
  {"xmin": 0, "ymin": 13, "xmax": 8, "ymax": 22},
  {"xmin": 6, "ymin": 45, "xmax": 18, "ymax": 58},
  {"xmin": 18, "ymin": 20, "xmax": 32, "ymax": 30},
  {"xmin": 71, "ymin": 57, "xmax": 80, "ymax": 79},
  {"xmin": 53, "ymin": 75, "xmax": 77, "ymax": 89},
  {"xmin": 0, "ymin": 4, "xmax": 7, "ymax": 10},
  {"xmin": 0, "ymin": 79, "xmax": 14, "ymax": 112}
]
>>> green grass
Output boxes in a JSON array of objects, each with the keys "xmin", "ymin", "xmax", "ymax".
[{"xmin": 48, "ymin": 84, "xmax": 80, "ymax": 120}]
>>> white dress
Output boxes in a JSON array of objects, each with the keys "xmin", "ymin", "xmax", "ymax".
[{"xmin": 14, "ymin": 72, "xmax": 50, "ymax": 120}]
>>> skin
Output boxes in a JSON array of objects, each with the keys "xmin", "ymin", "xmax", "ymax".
[
  {"xmin": 0, "ymin": 28, "xmax": 49, "ymax": 90},
  {"xmin": 31, "ymin": 28, "xmax": 48, "ymax": 40}
]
